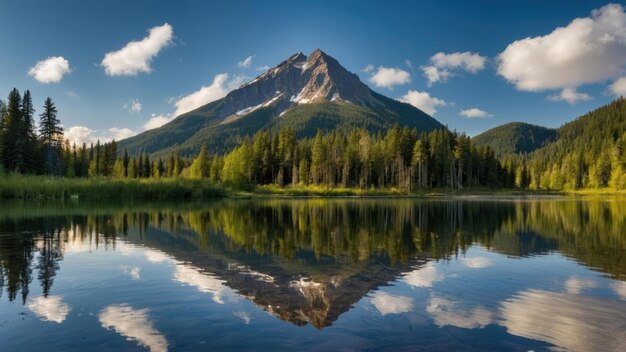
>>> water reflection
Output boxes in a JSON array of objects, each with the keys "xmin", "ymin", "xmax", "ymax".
[
  {"xmin": 426, "ymin": 294, "xmax": 494, "ymax": 329},
  {"xmin": 0, "ymin": 198, "xmax": 626, "ymax": 350},
  {"xmin": 499, "ymin": 289, "xmax": 626, "ymax": 352},
  {"xmin": 99, "ymin": 304, "xmax": 168, "ymax": 352},
  {"xmin": 26, "ymin": 295, "xmax": 71, "ymax": 323}
]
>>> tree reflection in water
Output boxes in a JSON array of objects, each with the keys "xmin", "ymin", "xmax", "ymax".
[{"xmin": 0, "ymin": 198, "xmax": 625, "ymax": 329}]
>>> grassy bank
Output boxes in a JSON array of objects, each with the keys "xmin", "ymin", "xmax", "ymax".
[
  {"xmin": 0, "ymin": 174, "xmax": 227, "ymax": 200},
  {"xmin": 252, "ymin": 184, "xmax": 560, "ymax": 197},
  {"xmin": 3, "ymin": 175, "xmax": 623, "ymax": 201}
]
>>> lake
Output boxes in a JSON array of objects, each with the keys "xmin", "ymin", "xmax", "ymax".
[{"xmin": 1, "ymin": 197, "xmax": 625, "ymax": 351}]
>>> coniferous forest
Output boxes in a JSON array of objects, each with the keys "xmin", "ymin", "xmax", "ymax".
[{"xmin": 2, "ymin": 87, "xmax": 626, "ymax": 194}]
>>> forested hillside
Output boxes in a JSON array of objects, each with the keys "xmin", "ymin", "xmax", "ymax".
[
  {"xmin": 502, "ymin": 97, "xmax": 626, "ymax": 189},
  {"xmin": 473, "ymin": 122, "xmax": 557, "ymax": 158}
]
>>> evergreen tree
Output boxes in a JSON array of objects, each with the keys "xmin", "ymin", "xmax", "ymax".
[{"xmin": 39, "ymin": 97, "xmax": 63, "ymax": 175}]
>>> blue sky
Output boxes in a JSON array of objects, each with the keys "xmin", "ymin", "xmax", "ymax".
[{"xmin": 1, "ymin": 0, "xmax": 625, "ymax": 144}]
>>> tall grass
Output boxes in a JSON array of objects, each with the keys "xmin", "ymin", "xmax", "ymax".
[{"xmin": 0, "ymin": 174, "xmax": 227, "ymax": 200}]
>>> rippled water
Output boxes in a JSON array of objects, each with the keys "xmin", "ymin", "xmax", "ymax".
[{"xmin": 1, "ymin": 198, "xmax": 625, "ymax": 351}]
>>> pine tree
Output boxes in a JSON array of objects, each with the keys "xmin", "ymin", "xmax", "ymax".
[
  {"xmin": 1, "ymin": 89, "xmax": 23, "ymax": 172},
  {"xmin": 39, "ymin": 97, "xmax": 64, "ymax": 175}
]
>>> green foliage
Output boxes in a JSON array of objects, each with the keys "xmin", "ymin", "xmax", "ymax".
[
  {"xmin": 473, "ymin": 122, "xmax": 557, "ymax": 158},
  {"xmin": 503, "ymin": 98, "xmax": 626, "ymax": 190},
  {"xmin": 0, "ymin": 174, "xmax": 226, "ymax": 200}
]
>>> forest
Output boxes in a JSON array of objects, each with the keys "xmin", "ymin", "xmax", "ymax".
[{"xmin": 2, "ymin": 87, "xmax": 626, "ymax": 192}]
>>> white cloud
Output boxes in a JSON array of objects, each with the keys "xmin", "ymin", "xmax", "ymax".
[
  {"xmin": 362, "ymin": 64, "xmax": 375, "ymax": 73},
  {"xmin": 398, "ymin": 90, "xmax": 447, "ymax": 115},
  {"xmin": 124, "ymin": 99, "xmax": 142, "ymax": 113},
  {"xmin": 256, "ymin": 65, "xmax": 270, "ymax": 72},
  {"xmin": 499, "ymin": 289, "xmax": 626, "ymax": 352},
  {"xmin": 173, "ymin": 73, "xmax": 245, "ymax": 116},
  {"xmin": 28, "ymin": 56, "xmax": 71, "ymax": 83},
  {"xmin": 99, "ymin": 304, "xmax": 168, "ymax": 352},
  {"xmin": 109, "ymin": 127, "xmax": 136, "ymax": 140},
  {"xmin": 421, "ymin": 52, "xmax": 486, "ymax": 85},
  {"xmin": 461, "ymin": 256, "xmax": 492, "ymax": 268},
  {"xmin": 65, "ymin": 125, "xmax": 136, "ymax": 145},
  {"xmin": 26, "ymin": 296, "xmax": 71, "ymax": 323},
  {"xmin": 610, "ymin": 76, "xmax": 626, "ymax": 96},
  {"xmin": 498, "ymin": 4, "xmax": 626, "ymax": 94},
  {"xmin": 173, "ymin": 264, "xmax": 227, "ymax": 304},
  {"xmin": 233, "ymin": 311, "xmax": 252, "ymax": 324},
  {"xmin": 564, "ymin": 276, "xmax": 596, "ymax": 295},
  {"xmin": 460, "ymin": 108, "xmax": 492, "ymax": 119},
  {"xmin": 65, "ymin": 126, "xmax": 95, "ymax": 145},
  {"xmin": 613, "ymin": 281, "xmax": 626, "ymax": 300},
  {"xmin": 403, "ymin": 262, "xmax": 444, "ymax": 288},
  {"xmin": 144, "ymin": 249, "xmax": 173, "ymax": 263},
  {"xmin": 67, "ymin": 91, "xmax": 79, "ymax": 98},
  {"xmin": 144, "ymin": 113, "xmax": 174, "ymax": 130},
  {"xmin": 371, "ymin": 291, "xmax": 414, "ymax": 316},
  {"xmin": 547, "ymin": 88, "xmax": 593, "ymax": 104},
  {"xmin": 427, "ymin": 295, "xmax": 494, "ymax": 329},
  {"xmin": 102, "ymin": 23, "xmax": 173, "ymax": 76},
  {"xmin": 368, "ymin": 66, "xmax": 411, "ymax": 89},
  {"xmin": 238, "ymin": 55, "xmax": 254, "ymax": 68},
  {"xmin": 121, "ymin": 265, "xmax": 141, "ymax": 280}
]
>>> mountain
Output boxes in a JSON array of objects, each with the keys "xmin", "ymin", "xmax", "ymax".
[
  {"xmin": 119, "ymin": 49, "xmax": 443, "ymax": 156},
  {"xmin": 473, "ymin": 122, "xmax": 557, "ymax": 158}
]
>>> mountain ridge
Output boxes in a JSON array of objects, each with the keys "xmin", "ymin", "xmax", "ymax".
[
  {"xmin": 118, "ymin": 49, "xmax": 443, "ymax": 156},
  {"xmin": 473, "ymin": 121, "xmax": 557, "ymax": 158}
]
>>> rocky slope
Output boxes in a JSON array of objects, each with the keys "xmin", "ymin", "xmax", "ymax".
[{"xmin": 118, "ymin": 49, "xmax": 443, "ymax": 156}]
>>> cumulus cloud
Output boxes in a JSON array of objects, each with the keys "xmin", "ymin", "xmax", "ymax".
[
  {"xmin": 238, "ymin": 55, "xmax": 254, "ymax": 68},
  {"xmin": 144, "ymin": 113, "xmax": 174, "ymax": 130},
  {"xmin": 368, "ymin": 66, "xmax": 411, "ymax": 89},
  {"xmin": 564, "ymin": 276, "xmax": 596, "ymax": 295},
  {"xmin": 499, "ymin": 289, "xmax": 626, "ymax": 352},
  {"xmin": 427, "ymin": 295, "xmax": 494, "ymax": 329},
  {"xmin": 398, "ymin": 90, "xmax": 447, "ymax": 115},
  {"xmin": 102, "ymin": 23, "xmax": 173, "ymax": 76},
  {"xmin": 460, "ymin": 108, "xmax": 492, "ymax": 119},
  {"xmin": 99, "ymin": 304, "xmax": 168, "ymax": 352},
  {"xmin": 65, "ymin": 126, "xmax": 136, "ymax": 145},
  {"xmin": 26, "ymin": 295, "xmax": 71, "ymax": 323},
  {"xmin": 124, "ymin": 99, "xmax": 143, "ymax": 113},
  {"xmin": 28, "ymin": 56, "xmax": 71, "ymax": 83},
  {"xmin": 610, "ymin": 76, "xmax": 626, "ymax": 96},
  {"xmin": 362, "ymin": 64, "xmax": 375, "ymax": 73},
  {"xmin": 403, "ymin": 262, "xmax": 444, "ymax": 288},
  {"xmin": 173, "ymin": 73, "xmax": 246, "ymax": 115},
  {"xmin": 173, "ymin": 264, "xmax": 227, "ymax": 304},
  {"xmin": 547, "ymin": 88, "xmax": 592, "ymax": 104},
  {"xmin": 421, "ymin": 52, "xmax": 486, "ymax": 85},
  {"xmin": 498, "ymin": 4, "xmax": 626, "ymax": 95},
  {"xmin": 371, "ymin": 291, "xmax": 414, "ymax": 316},
  {"xmin": 109, "ymin": 127, "xmax": 136, "ymax": 140}
]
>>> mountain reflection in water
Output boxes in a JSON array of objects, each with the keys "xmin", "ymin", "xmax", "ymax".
[{"xmin": 1, "ymin": 198, "xmax": 625, "ymax": 351}]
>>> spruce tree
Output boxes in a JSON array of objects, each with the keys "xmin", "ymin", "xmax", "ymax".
[{"xmin": 39, "ymin": 97, "xmax": 64, "ymax": 175}]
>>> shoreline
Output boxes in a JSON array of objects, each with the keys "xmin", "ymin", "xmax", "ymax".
[{"xmin": 2, "ymin": 174, "xmax": 626, "ymax": 200}]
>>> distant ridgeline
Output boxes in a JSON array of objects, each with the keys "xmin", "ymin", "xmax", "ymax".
[{"xmin": 473, "ymin": 122, "xmax": 557, "ymax": 158}]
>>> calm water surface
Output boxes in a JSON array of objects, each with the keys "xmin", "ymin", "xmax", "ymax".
[{"xmin": 1, "ymin": 197, "xmax": 625, "ymax": 351}]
